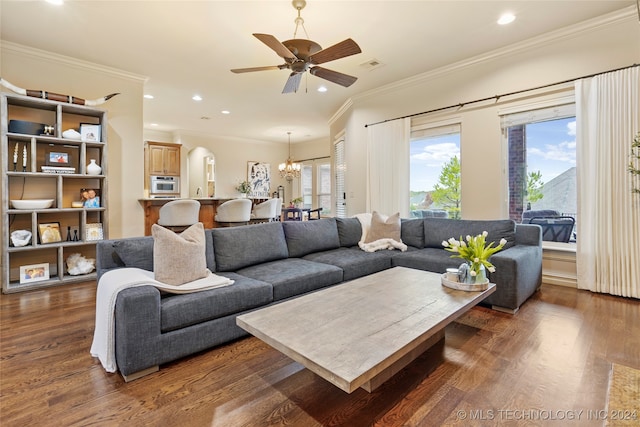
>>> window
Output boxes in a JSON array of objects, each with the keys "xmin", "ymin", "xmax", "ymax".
[
  {"xmin": 502, "ymin": 103, "xmax": 576, "ymax": 242},
  {"xmin": 300, "ymin": 159, "xmax": 332, "ymax": 214},
  {"xmin": 334, "ymin": 137, "xmax": 346, "ymax": 217},
  {"xmin": 409, "ymin": 122, "xmax": 461, "ymax": 219}
]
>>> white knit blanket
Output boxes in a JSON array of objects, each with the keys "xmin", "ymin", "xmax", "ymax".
[
  {"xmin": 355, "ymin": 213, "xmax": 408, "ymax": 253},
  {"xmin": 90, "ymin": 268, "xmax": 233, "ymax": 373}
]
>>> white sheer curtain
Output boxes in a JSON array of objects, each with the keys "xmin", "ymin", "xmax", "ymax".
[
  {"xmin": 366, "ymin": 118, "xmax": 410, "ymax": 217},
  {"xmin": 575, "ymin": 66, "xmax": 640, "ymax": 298}
]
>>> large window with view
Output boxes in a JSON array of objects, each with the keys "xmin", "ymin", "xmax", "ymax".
[
  {"xmin": 504, "ymin": 104, "xmax": 576, "ymax": 243},
  {"xmin": 409, "ymin": 123, "xmax": 461, "ymax": 219}
]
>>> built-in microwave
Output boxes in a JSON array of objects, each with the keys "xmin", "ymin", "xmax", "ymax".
[{"xmin": 150, "ymin": 175, "xmax": 179, "ymax": 195}]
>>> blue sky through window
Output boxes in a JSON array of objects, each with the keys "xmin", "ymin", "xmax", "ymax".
[
  {"xmin": 410, "ymin": 134, "xmax": 460, "ymax": 192},
  {"xmin": 526, "ymin": 117, "xmax": 576, "ymax": 183}
]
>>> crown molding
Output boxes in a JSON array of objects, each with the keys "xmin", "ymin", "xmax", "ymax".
[
  {"xmin": 350, "ymin": 6, "xmax": 636, "ymax": 104},
  {"xmin": 1, "ymin": 40, "xmax": 148, "ymax": 83},
  {"xmin": 328, "ymin": 97, "xmax": 353, "ymax": 127}
]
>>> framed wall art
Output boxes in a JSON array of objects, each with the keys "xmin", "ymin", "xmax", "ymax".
[
  {"xmin": 19, "ymin": 263, "xmax": 50, "ymax": 284},
  {"xmin": 247, "ymin": 161, "xmax": 271, "ymax": 198}
]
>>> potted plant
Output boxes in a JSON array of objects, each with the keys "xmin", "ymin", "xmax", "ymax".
[{"xmin": 235, "ymin": 180, "xmax": 251, "ymax": 198}]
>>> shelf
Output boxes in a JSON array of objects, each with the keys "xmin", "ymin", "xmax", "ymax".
[{"xmin": 2, "ymin": 93, "xmax": 109, "ymax": 293}]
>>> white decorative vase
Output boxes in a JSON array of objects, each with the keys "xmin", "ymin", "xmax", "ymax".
[{"xmin": 87, "ymin": 159, "xmax": 102, "ymax": 175}]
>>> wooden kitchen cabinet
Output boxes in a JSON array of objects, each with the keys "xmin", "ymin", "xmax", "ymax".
[{"xmin": 146, "ymin": 141, "xmax": 180, "ymax": 176}]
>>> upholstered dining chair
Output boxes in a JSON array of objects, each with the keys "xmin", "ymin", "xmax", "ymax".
[
  {"xmin": 157, "ymin": 199, "xmax": 201, "ymax": 232},
  {"xmin": 250, "ymin": 198, "xmax": 281, "ymax": 223},
  {"xmin": 215, "ymin": 198, "xmax": 253, "ymax": 226}
]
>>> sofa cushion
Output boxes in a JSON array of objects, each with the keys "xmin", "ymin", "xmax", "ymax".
[
  {"xmin": 401, "ymin": 218, "xmax": 424, "ymax": 248},
  {"xmin": 391, "ymin": 247, "xmax": 462, "ymax": 273},
  {"xmin": 152, "ymin": 223, "xmax": 209, "ymax": 285},
  {"xmin": 160, "ymin": 272, "xmax": 273, "ymax": 333},
  {"xmin": 282, "ymin": 218, "xmax": 341, "ymax": 258},
  {"xmin": 113, "ymin": 237, "xmax": 154, "ymax": 271},
  {"xmin": 336, "ymin": 217, "xmax": 362, "ymax": 247},
  {"xmin": 212, "ymin": 222, "xmax": 288, "ymax": 272},
  {"xmin": 423, "ymin": 218, "xmax": 516, "ymax": 250},
  {"xmin": 364, "ymin": 211, "xmax": 401, "ymax": 243},
  {"xmin": 236, "ymin": 258, "xmax": 343, "ymax": 301},
  {"xmin": 303, "ymin": 247, "xmax": 393, "ymax": 281}
]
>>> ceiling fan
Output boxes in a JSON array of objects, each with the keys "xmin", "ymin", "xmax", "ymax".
[{"xmin": 230, "ymin": 0, "xmax": 362, "ymax": 94}]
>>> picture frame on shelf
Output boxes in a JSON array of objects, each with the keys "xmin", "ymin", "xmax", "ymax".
[
  {"xmin": 45, "ymin": 146, "xmax": 77, "ymax": 172},
  {"xmin": 80, "ymin": 123, "xmax": 101, "ymax": 142},
  {"xmin": 19, "ymin": 263, "xmax": 50, "ymax": 284},
  {"xmin": 85, "ymin": 223, "xmax": 104, "ymax": 241},
  {"xmin": 80, "ymin": 188, "xmax": 100, "ymax": 208},
  {"xmin": 38, "ymin": 222, "xmax": 62, "ymax": 244}
]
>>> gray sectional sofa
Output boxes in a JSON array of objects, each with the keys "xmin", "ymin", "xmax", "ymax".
[{"xmin": 96, "ymin": 217, "xmax": 542, "ymax": 380}]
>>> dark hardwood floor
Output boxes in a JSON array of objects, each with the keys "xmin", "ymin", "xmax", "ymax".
[{"xmin": 1, "ymin": 282, "xmax": 638, "ymax": 426}]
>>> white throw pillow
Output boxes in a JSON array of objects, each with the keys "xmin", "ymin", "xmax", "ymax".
[{"xmin": 152, "ymin": 222, "xmax": 208, "ymax": 286}]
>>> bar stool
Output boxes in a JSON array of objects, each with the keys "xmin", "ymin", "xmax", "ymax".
[
  {"xmin": 215, "ymin": 199, "xmax": 252, "ymax": 226},
  {"xmin": 157, "ymin": 200, "xmax": 201, "ymax": 232}
]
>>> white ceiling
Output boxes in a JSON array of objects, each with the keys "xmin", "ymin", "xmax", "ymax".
[{"xmin": 0, "ymin": 0, "xmax": 634, "ymax": 143}]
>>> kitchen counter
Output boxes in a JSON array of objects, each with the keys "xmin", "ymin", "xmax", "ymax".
[{"xmin": 138, "ymin": 198, "xmax": 232, "ymax": 235}]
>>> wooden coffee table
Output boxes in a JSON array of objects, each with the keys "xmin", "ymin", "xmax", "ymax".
[{"xmin": 236, "ymin": 267, "xmax": 495, "ymax": 393}]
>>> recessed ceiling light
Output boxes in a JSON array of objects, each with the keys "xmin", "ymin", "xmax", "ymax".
[
  {"xmin": 192, "ymin": 95, "xmax": 203, "ymax": 101},
  {"xmin": 221, "ymin": 110, "xmax": 230, "ymax": 115},
  {"xmin": 143, "ymin": 94, "xmax": 154, "ymax": 99},
  {"xmin": 150, "ymin": 123, "xmax": 158, "ymax": 127},
  {"xmin": 46, "ymin": 0, "xmax": 64, "ymax": 5},
  {"xmin": 498, "ymin": 13, "xmax": 516, "ymax": 25},
  {"xmin": 317, "ymin": 86, "xmax": 327, "ymax": 93}
]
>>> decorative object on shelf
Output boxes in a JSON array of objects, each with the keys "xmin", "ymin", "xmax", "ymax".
[
  {"xmin": 11, "ymin": 199, "xmax": 54, "ymax": 209},
  {"xmin": 248, "ymin": 161, "xmax": 271, "ymax": 198},
  {"xmin": 22, "ymin": 144, "xmax": 27, "ymax": 171},
  {"xmin": 66, "ymin": 253, "xmax": 96, "ymax": 275},
  {"xmin": 81, "ymin": 188, "xmax": 100, "ymax": 208},
  {"xmin": 38, "ymin": 222, "xmax": 62, "ymax": 244},
  {"xmin": 62, "ymin": 129, "xmax": 81, "ymax": 140},
  {"xmin": 235, "ymin": 180, "xmax": 251, "ymax": 198},
  {"xmin": 71, "ymin": 201, "xmax": 84, "ymax": 208},
  {"xmin": 630, "ymin": 132, "xmax": 640, "ymax": 194},
  {"xmin": 10, "ymin": 230, "xmax": 32, "ymax": 247},
  {"xmin": 0, "ymin": 78, "xmax": 119, "ymax": 106},
  {"xmin": 279, "ymin": 132, "xmax": 301, "ymax": 181},
  {"xmin": 80, "ymin": 123, "xmax": 101, "ymax": 142},
  {"xmin": 87, "ymin": 159, "xmax": 102, "ymax": 175},
  {"xmin": 43, "ymin": 125, "xmax": 55, "ymax": 136},
  {"xmin": 12, "ymin": 142, "xmax": 18, "ymax": 171},
  {"xmin": 8, "ymin": 119, "xmax": 45, "ymax": 135},
  {"xmin": 85, "ymin": 223, "xmax": 104, "ymax": 241},
  {"xmin": 442, "ymin": 231, "xmax": 507, "ymax": 284},
  {"xmin": 19, "ymin": 263, "xmax": 49, "ymax": 284},
  {"xmin": 66, "ymin": 226, "xmax": 80, "ymax": 241}
]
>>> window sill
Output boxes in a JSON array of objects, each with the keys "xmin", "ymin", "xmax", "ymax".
[{"xmin": 542, "ymin": 241, "xmax": 576, "ymax": 253}]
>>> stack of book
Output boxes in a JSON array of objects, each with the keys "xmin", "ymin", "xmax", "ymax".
[{"xmin": 41, "ymin": 166, "xmax": 76, "ymax": 174}]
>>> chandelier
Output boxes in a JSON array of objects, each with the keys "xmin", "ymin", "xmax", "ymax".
[{"xmin": 279, "ymin": 132, "xmax": 301, "ymax": 181}]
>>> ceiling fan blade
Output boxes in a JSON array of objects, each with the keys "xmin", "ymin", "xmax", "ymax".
[
  {"xmin": 282, "ymin": 73, "xmax": 303, "ymax": 94},
  {"xmin": 253, "ymin": 33, "xmax": 297, "ymax": 60},
  {"xmin": 309, "ymin": 38, "xmax": 361, "ymax": 65},
  {"xmin": 309, "ymin": 66, "xmax": 357, "ymax": 87},
  {"xmin": 230, "ymin": 65, "xmax": 282, "ymax": 73}
]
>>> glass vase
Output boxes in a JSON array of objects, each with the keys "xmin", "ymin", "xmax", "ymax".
[{"xmin": 465, "ymin": 262, "xmax": 487, "ymax": 284}]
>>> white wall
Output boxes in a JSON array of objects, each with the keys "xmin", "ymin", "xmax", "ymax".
[{"xmin": 330, "ymin": 9, "xmax": 640, "ymax": 219}]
